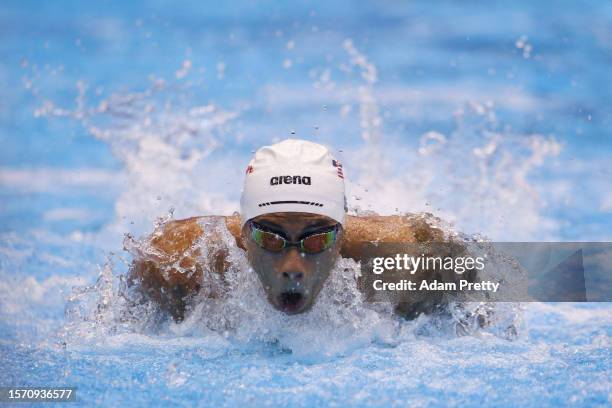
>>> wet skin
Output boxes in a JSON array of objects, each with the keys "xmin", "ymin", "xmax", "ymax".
[
  {"xmin": 128, "ymin": 212, "xmax": 465, "ymax": 321},
  {"xmin": 243, "ymin": 213, "xmax": 342, "ymax": 314}
]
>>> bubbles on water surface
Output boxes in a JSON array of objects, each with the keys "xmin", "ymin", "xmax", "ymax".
[{"xmin": 515, "ymin": 35, "xmax": 533, "ymax": 59}]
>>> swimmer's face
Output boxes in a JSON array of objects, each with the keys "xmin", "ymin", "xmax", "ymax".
[{"xmin": 242, "ymin": 212, "xmax": 342, "ymax": 315}]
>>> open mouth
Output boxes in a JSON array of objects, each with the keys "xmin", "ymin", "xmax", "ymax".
[{"xmin": 278, "ymin": 291, "xmax": 305, "ymax": 313}]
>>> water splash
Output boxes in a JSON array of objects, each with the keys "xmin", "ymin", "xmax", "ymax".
[
  {"xmin": 59, "ymin": 213, "xmax": 524, "ymax": 361},
  {"xmin": 24, "ymin": 41, "xmax": 535, "ymax": 357},
  {"xmin": 31, "ymin": 76, "xmax": 239, "ymax": 241},
  {"xmin": 345, "ymin": 98, "xmax": 562, "ymax": 239}
]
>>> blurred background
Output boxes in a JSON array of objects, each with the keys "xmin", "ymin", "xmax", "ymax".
[{"xmin": 2, "ymin": 0, "xmax": 611, "ymax": 246}]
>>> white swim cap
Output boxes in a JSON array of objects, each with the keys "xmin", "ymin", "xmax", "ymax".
[{"xmin": 240, "ymin": 139, "xmax": 347, "ymax": 227}]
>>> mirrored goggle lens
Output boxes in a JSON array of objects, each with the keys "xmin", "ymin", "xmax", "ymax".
[
  {"xmin": 252, "ymin": 228, "xmax": 285, "ymax": 251},
  {"xmin": 301, "ymin": 229, "xmax": 336, "ymax": 253}
]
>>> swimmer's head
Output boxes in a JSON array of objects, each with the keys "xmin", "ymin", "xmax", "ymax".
[{"xmin": 240, "ymin": 139, "xmax": 347, "ymax": 314}]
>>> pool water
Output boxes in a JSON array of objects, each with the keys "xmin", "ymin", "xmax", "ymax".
[{"xmin": 1, "ymin": 0, "xmax": 611, "ymax": 406}]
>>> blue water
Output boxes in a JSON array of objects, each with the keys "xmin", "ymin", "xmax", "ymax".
[{"xmin": 1, "ymin": 1, "xmax": 611, "ymax": 406}]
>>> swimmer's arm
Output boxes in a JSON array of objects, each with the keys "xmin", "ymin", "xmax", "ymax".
[
  {"xmin": 127, "ymin": 215, "xmax": 243, "ymax": 321},
  {"xmin": 339, "ymin": 214, "xmax": 475, "ymax": 318}
]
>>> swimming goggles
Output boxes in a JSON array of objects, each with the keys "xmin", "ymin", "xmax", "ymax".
[{"xmin": 248, "ymin": 221, "xmax": 339, "ymax": 254}]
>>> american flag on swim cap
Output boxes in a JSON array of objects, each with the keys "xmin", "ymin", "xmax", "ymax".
[
  {"xmin": 245, "ymin": 165, "xmax": 254, "ymax": 175},
  {"xmin": 332, "ymin": 159, "xmax": 344, "ymax": 179}
]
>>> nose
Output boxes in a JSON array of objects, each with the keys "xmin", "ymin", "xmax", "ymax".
[
  {"xmin": 276, "ymin": 247, "xmax": 307, "ymax": 282},
  {"xmin": 282, "ymin": 271, "xmax": 304, "ymax": 281}
]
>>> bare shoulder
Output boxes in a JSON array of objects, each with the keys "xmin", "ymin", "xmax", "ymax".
[
  {"xmin": 147, "ymin": 216, "xmax": 206, "ymax": 262},
  {"xmin": 340, "ymin": 213, "xmax": 448, "ymax": 268},
  {"xmin": 343, "ymin": 213, "xmax": 445, "ymax": 244},
  {"xmin": 136, "ymin": 214, "xmax": 242, "ymax": 262}
]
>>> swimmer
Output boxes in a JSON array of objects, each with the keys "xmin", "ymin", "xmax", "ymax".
[{"xmin": 128, "ymin": 139, "xmax": 475, "ymax": 321}]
